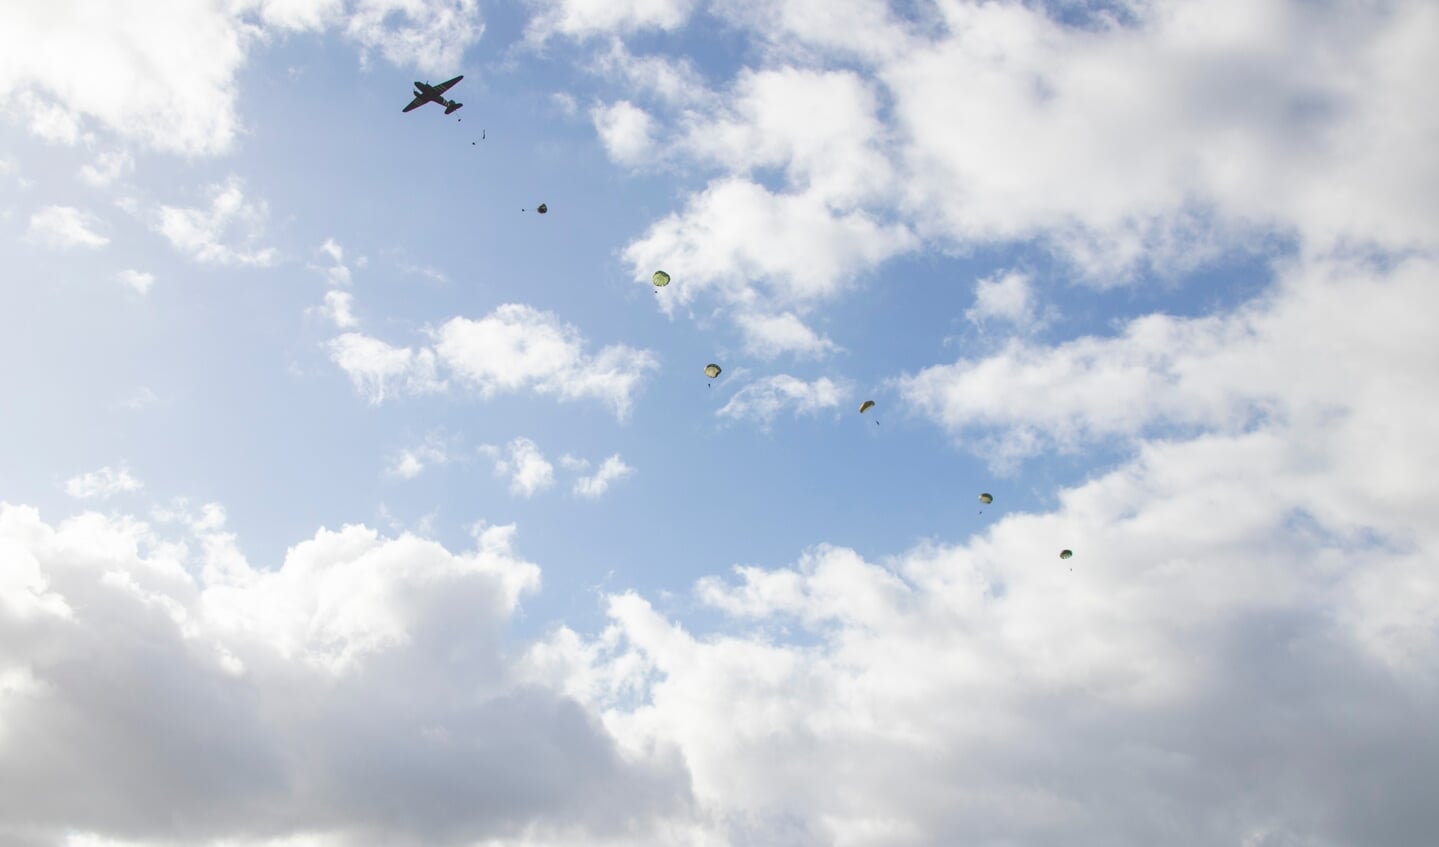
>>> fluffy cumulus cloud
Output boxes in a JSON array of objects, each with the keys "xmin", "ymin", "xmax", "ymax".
[
  {"xmin": 116, "ymin": 269, "xmax": 155, "ymax": 295},
  {"xmin": 526, "ymin": 0, "xmax": 697, "ymax": 41},
  {"xmin": 78, "ymin": 150, "xmax": 134, "ymax": 188},
  {"xmin": 327, "ymin": 332, "xmax": 445, "ymax": 404},
  {"xmin": 737, "ymin": 311, "xmax": 838, "ymax": 359},
  {"xmin": 314, "ymin": 290, "xmax": 359, "ymax": 328},
  {"xmin": 26, "ymin": 205, "xmax": 108, "ymax": 249},
  {"xmin": 154, "ymin": 177, "xmax": 278, "ymax": 266},
  {"xmin": 591, "ymin": 100, "xmax": 655, "ymax": 166},
  {"xmin": 330, "ymin": 307, "xmax": 657, "ymax": 416},
  {"xmin": 0, "ymin": 505, "xmax": 693, "ymax": 846},
  {"xmin": 717, "ymin": 374, "xmax": 843, "ymax": 426},
  {"xmin": 63, "ymin": 465, "xmax": 143, "ymax": 499},
  {"xmin": 624, "ymin": 177, "xmax": 916, "ymax": 313},
  {"xmin": 384, "ymin": 438, "xmax": 450, "ymax": 480},
  {"xmin": 345, "ymin": 0, "xmax": 484, "ymax": 75},
  {"xmin": 585, "ymin": 0, "xmax": 1437, "ymax": 332},
  {"xmin": 0, "ymin": 0, "xmax": 485, "ymax": 154},
  {"xmin": 899, "ymin": 254, "xmax": 1439, "ymax": 472},
  {"xmin": 327, "ymin": 306, "xmax": 661, "ymax": 418},
  {"xmin": 521, "ymin": 464, "xmax": 1439, "ymax": 844},
  {"xmin": 966, "ymin": 268, "xmax": 1039, "ymax": 328},
  {"xmin": 572, "ymin": 455, "xmax": 634, "ymax": 499},
  {"xmin": 486, "ymin": 437, "xmax": 556, "ymax": 498}
]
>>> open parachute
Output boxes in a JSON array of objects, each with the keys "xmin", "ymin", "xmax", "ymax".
[
  {"xmin": 859, "ymin": 400, "xmax": 875, "ymax": 414},
  {"xmin": 652, "ymin": 270, "xmax": 671, "ymax": 287},
  {"xmin": 979, "ymin": 492, "xmax": 993, "ymax": 504},
  {"xmin": 704, "ymin": 363, "xmax": 722, "ymax": 379}
]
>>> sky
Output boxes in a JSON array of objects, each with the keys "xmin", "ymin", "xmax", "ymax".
[{"xmin": 1, "ymin": 0, "xmax": 1437, "ymax": 844}]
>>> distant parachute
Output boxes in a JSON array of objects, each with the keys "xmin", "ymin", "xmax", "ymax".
[
  {"xmin": 704, "ymin": 363, "xmax": 722, "ymax": 379},
  {"xmin": 859, "ymin": 400, "xmax": 875, "ymax": 414},
  {"xmin": 1059, "ymin": 549, "xmax": 1073, "ymax": 560},
  {"xmin": 537, "ymin": 203, "xmax": 548, "ymax": 214},
  {"xmin": 979, "ymin": 493, "xmax": 993, "ymax": 504},
  {"xmin": 652, "ymin": 270, "xmax": 671, "ymax": 287}
]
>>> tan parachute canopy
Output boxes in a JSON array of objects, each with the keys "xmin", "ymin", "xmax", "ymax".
[
  {"xmin": 704, "ymin": 363, "xmax": 722, "ymax": 379},
  {"xmin": 859, "ymin": 400, "xmax": 875, "ymax": 414},
  {"xmin": 979, "ymin": 493, "xmax": 993, "ymax": 504},
  {"xmin": 652, "ymin": 270, "xmax": 671, "ymax": 287}
]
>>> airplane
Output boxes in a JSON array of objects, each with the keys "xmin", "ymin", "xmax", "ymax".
[{"xmin": 402, "ymin": 75, "xmax": 464, "ymax": 115}]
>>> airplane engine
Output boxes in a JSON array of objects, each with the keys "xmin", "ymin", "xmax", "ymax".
[{"xmin": 445, "ymin": 101, "xmax": 463, "ymax": 114}]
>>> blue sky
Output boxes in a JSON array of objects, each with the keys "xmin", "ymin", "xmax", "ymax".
[{"xmin": 2, "ymin": 1, "xmax": 1438, "ymax": 845}]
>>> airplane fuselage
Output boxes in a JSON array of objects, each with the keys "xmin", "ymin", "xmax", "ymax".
[{"xmin": 402, "ymin": 75, "xmax": 463, "ymax": 114}]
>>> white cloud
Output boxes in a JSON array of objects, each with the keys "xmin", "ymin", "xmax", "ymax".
[
  {"xmin": 154, "ymin": 177, "xmax": 277, "ymax": 266},
  {"xmin": 316, "ymin": 237, "xmax": 352, "ymax": 287},
  {"xmin": 737, "ymin": 311, "xmax": 838, "ymax": 359},
  {"xmin": 433, "ymin": 303, "xmax": 659, "ymax": 420},
  {"xmin": 901, "ymin": 254, "xmax": 1439, "ymax": 473},
  {"xmin": 522, "ymin": 380, "xmax": 1439, "ymax": 844},
  {"xmin": 117, "ymin": 269, "xmax": 154, "ymax": 295},
  {"xmin": 965, "ymin": 269, "xmax": 1038, "ymax": 328},
  {"xmin": 527, "ymin": 0, "xmax": 696, "ymax": 41},
  {"xmin": 327, "ymin": 332, "xmax": 445, "ymax": 404},
  {"xmin": 384, "ymin": 439, "xmax": 450, "ymax": 480},
  {"xmin": 591, "ymin": 100, "xmax": 654, "ymax": 166},
  {"xmin": 78, "ymin": 150, "xmax": 134, "ymax": 187},
  {"xmin": 328, "ymin": 305, "xmax": 656, "ymax": 416},
  {"xmin": 717, "ymin": 374, "xmax": 843, "ymax": 426},
  {"xmin": 490, "ymin": 437, "xmax": 555, "ymax": 498},
  {"xmin": 64, "ymin": 465, "xmax": 142, "ymax": 499},
  {"xmin": 0, "ymin": 0, "xmax": 485, "ymax": 155},
  {"xmin": 26, "ymin": 205, "xmax": 107, "ymax": 249},
  {"xmin": 584, "ymin": 0, "xmax": 1438, "ymax": 343},
  {"xmin": 0, "ymin": 504, "xmax": 690, "ymax": 844},
  {"xmin": 345, "ymin": 0, "xmax": 484, "ymax": 76},
  {"xmin": 399, "ymin": 262, "xmax": 449, "ymax": 283},
  {"xmin": 573, "ymin": 455, "xmax": 633, "ymax": 498},
  {"xmin": 8, "ymin": 90, "xmax": 84, "ymax": 144},
  {"xmin": 0, "ymin": 0, "xmax": 248, "ymax": 154},
  {"xmin": 313, "ymin": 290, "xmax": 358, "ymax": 328},
  {"xmin": 623, "ymin": 177, "xmax": 917, "ymax": 311},
  {"xmin": 593, "ymin": 42, "xmax": 709, "ymax": 106}
]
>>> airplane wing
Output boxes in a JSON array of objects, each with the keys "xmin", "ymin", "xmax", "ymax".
[
  {"xmin": 402, "ymin": 93, "xmax": 427, "ymax": 112},
  {"xmin": 432, "ymin": 75, "xmax": 463, "ymax": 95}
]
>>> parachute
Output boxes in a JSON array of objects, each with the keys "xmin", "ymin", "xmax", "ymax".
[
  {"xmin": 979, "ymin": 493, "xmax": 993, "ymax": 504},
  {"xmin": 652, "ymin": 270, "xmax": 671, "ymax": 287},
  {"xmin": 1059, "ymin": 549, "xmax": 1073, "ymax": 560},
  {"xmin": 537, "ymin": 203, "xmax": 548, "ymax": 214},
  {"xmin": 704, "ymin": 364, "xmax": 722, "ymax": 379},
  {"xmin": 859, "ymin": 400, "xmax": 875, "ymax": 414}
]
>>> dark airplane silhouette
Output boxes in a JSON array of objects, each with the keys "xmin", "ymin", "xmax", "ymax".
[{"xmin": 403, "ymin": 75, "xmax": 464, "ymax": 115}]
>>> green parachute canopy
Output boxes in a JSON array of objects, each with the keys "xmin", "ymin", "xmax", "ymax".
[
  {"xmin": 536, "ymin": 203, "xmax": 548, "ymax": 214},
  {"xmin": 1059, "ymin": 549, "xmax": 1073, "ymax": 560},
  {"xmin": 652, "ymin": 270, "xmax": 671, "ymax": 287}
]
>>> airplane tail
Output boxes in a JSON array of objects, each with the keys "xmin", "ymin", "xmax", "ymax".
[{"xmin": 444, "ymin": 101, "xmax": 463, "ymax": 114}]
